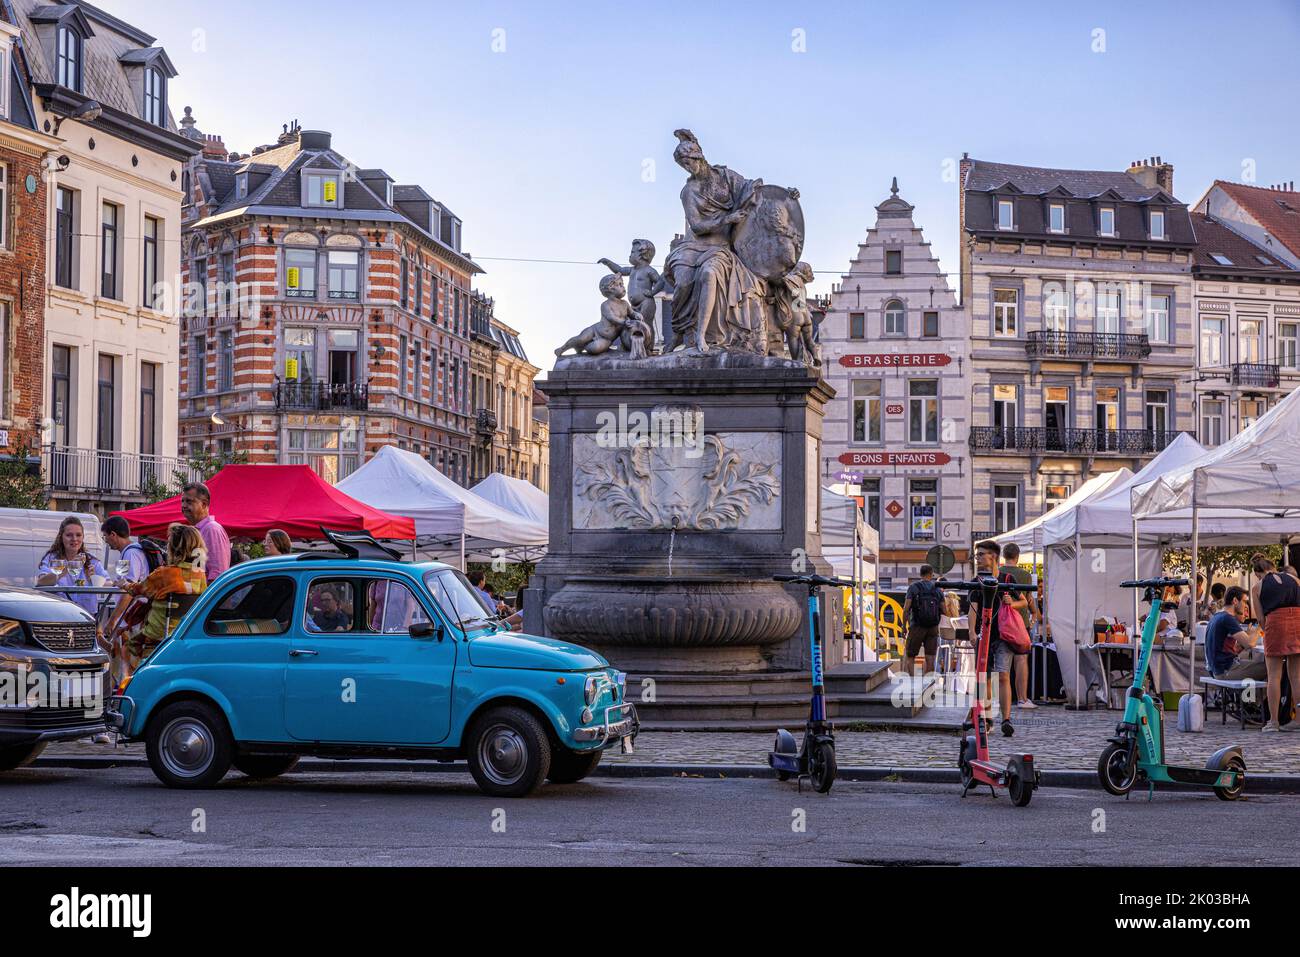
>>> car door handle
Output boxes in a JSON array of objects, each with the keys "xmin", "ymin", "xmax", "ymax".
[{"xmin": 289, "ymin": 649, "xmax": 318, "ymax": 657}]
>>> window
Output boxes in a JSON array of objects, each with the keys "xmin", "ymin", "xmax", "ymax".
[
  {"xmin": 997, "ymin": 199, "xmax": 1014, "ymax": 229},
  {"xmin": 849, "ymin": 312, "xmax": 865, "ymax": 339},
  {"xmin": 220, "ymin": 250, "xmax": 236, "ymax": 313},
  {"xmin": 1210, "ymin": 254, "xmax": 1233, "ymax": 266},
  {"xmin": 0, "ymin": 304, "xmax": 7, "ymax": 418},
  {"xmin": 144, "ymin": 67, "xmax": 165, "ymax": 126},
  {"xmin": 909, "ymin": 479, "xmax": 937, "ymax": 542},
  {"xmin": 57, "ymin": 26, "xmax": 81, "ymax": 91},
  {"xmin": 0, "ymin": 164, "xmax": 7, "ymax": 249},
  {"xmin": 327, "ymin": 250, "xmax": 359, "ymax": 300},
  {"xmin": 1200, "ymin": 317, "xmax": 1225, "ymax": 366},
  {"xmin": 96, "ymin": 354, "xmax": 116, "ymax": 451},
  {"xmin": 1201, "ymin": 399, "xmax": 1224, "ymax": 447},
  {"xmin": 1150, "ymin": 209, "xmax": 1165, "ymax": 240},
  {"xmin": 398, "ymin": 335, "xmax": 409, "ymax": 396},
  {"xmin": 884, "ymin": 299, "xmax": 905, "ymax": 336},
  {"xmin": 285, "ymin": 328, "xmax": 314, "ymax": 380},
  {"xmin": 1145, "ymin": 389, "xmax": 1170, "ymax": 436},
  {"xmin": 287, "ymin": 427, "xmax": 360, "ymax": 483},
  {"xmin": 1044, "ymin": 385, "xmax": 1070, "ymax": 450},
  {"xmin": 993, "ymin": 485, "xmax": 1019, "ymax": 535},
  {"xmin": 1048, "ymin": 204, "xmax": 1065, "ymax": 233},
  {"xmin": 234, "ymin": 173, "xmax": 248, "ymax": 199},
  {"xmin": 852, "ymin": 379, "xmax": 882, "ymax": 443},
  {"xmin": 51, "ymin": 345, "xmax": 72, "ymax": 446},
  {"xmin": 1145, "ymin": 294, "xmax": 1170, "ymax": 343},
  {"xmin": 1238, "ymin": 318, "xmax": 1262, "ymax": 363},
  {"xmin": 885, "ymin": 249, "xmax": 902, "ymax": 275},
  {"xmin": 1241, "ymin": 398, "xmax": 1266, "ymax": 430},
  {"xmin": 399, "ymin": 257, "xmax": 409, "ymax": 309},
  {"xmin": 1099, "ymin": 207, "xmax": 1116, "ymax": 237},
  {"xmin": 100, "ymin": 203, "xmax": 119, "ymax": 299},
  {"xmin": 369, "ymin": 579, "xmax": 432, "ymax": 634},
  {"xmin": 191, "ymin": 255, "xmax": 208, "ymax": 315},
  {"xmin": 1280, "ymin": 323, "xmax": 1299, "ymax": 369},
  {"xmin": 304, "ymin": 171, "xmax": 341, "ymax": 209},
  {"xmin": 424, "ymin": 568, "xmax": 495, "ymax": 624},
  {"xmin": 140, "ymin": 362, "xmax": 158, "ymax": 457},
  {"xmin": 1044, "ymin": 484, "xmax": 1071, "ymax": 510},
  {"xmin": 993, "ymin": 288, "xmax": 1017, "ymax": 336},
  {"xmin": 1043, "ymin": 282, "xmax": 1070, "ymax": 332},
  {"xmin": 205, "ymin": 577, "xmax": 296, "ymax": 636},
  {"xmin": 993, "ymin": 383, "xmax": 1018, "ymax": 437},
  {"xmin": 218, "ymin": 331, "xmax": 234, "ymax": 391},
  {"xmin": 1096, "ymin": 284, "xmax": 1121, "ymax": 335},
  {"xmin": 142, "ymin": 216, "xmax": 161, "ymax": 309},
  {"xmin": 304, "ymin": 580, "xmax": 357, "ymax": 633},
  {"xmin": 0, "ymin": 41, "xmax": 9, "ymax": 119},
  {"xmin": 908, "ymin": 379, "xmax": 938, "ymax": 443},
  {"xmin": 415, "ymin": 267, "xmax": 424, "ymax": 316},
  {"xmin": 55, "ymin": 187, "xmax": 75, "ymax": 288},
  {"xmin": 189, "ymin": 335, "xmax": 206, "ymax": 395},
  {"xmin": 922, "ymin": 311, "xmax": 939, "ymax": 338},
  {"xmin": 1095, "ymin": 386, "xmax": 1120, "ymax": 450},
  {"xmin": 862, "ymin": 478, "xmax": 880, "ymax": 531},
  {"xmin": 285, "ymin": 248, "xmax": 316, "ymax": 298}
]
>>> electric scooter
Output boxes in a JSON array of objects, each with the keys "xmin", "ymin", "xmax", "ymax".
[
  {"xmin": 769, "ymin": 573, "xmax": 851, "ymax": 793},
  {"xmin": 944, "ymin": 574, "xmax": 1042, "ymax": 807},
  {"xmin": 1097, "ymin": 577, "xmax": 1246, "ymax": 801}
]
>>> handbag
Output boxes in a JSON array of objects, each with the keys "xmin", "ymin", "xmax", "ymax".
[{"xmin": 997, "ymin": 600, "xmax": 1032, "ymax": 654}]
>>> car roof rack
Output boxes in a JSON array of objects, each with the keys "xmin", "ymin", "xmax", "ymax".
[{"xmin": 301, "ymin": 527, "xmax": 405, "ymax": 562}]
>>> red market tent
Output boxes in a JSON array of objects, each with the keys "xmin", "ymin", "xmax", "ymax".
[{"xmin": 113, "ymin": 465, "xmax": 417, "ymax": 540}]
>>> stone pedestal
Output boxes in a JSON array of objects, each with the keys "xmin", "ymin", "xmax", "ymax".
[{"xmin": 525, "ymin": 351, "xmax": 840, "ymax": 673}]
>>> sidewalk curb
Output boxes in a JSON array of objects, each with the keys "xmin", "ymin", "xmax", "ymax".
[{"xmin": 32, "ymin": 755, "xmax": 1300, "ymax": 793}]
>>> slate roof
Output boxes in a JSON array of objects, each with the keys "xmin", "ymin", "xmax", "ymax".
[
  {"xmin": 965, "ymin": 159, "xmax": 1169, "ymax": 202},
  {"xmin": 1190, "ymin": 212, "xmax": 1300, "ymax": 277},
  {"xmin": 1210, "ymin": 181, "xmax": 1300, "ymax": 264}
]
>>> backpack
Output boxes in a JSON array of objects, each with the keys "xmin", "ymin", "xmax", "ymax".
[
  {"xmin": 135, "ymin": 538, "xmax": 166, "ymax": 572},
  {"xmin": 911, "ymin": 580, "xmax": 943, "ymax": 627}
]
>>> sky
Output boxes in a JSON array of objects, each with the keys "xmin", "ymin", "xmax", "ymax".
[{"xmin": 93, "ymin": 0, "xmax": 1300, "ymax": 372}]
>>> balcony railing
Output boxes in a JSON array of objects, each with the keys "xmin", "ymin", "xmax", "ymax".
[
  {"xmin": 275, "ymin": 380, "xmax": 369, "ymax": 411},
  {"xmin": 475, "ymin": 408, "xmax": 498, "ymax": 436},
  {"xmin": 43, "ymin": 447, "xmax": 205, "ymax": 498},
  {"xmin": 1025, "ymin": 331, "xmax": 1151, "ymax": 361},
  {"xmin": 1230, "ymin": 363, "xmax": 1281, "ymax": 388},
  {"xmin": 969, "ymin": 427, "xmax": 1185, "ymax": 455}
]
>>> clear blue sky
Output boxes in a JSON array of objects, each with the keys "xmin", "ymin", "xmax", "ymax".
[{"xmin": 97, "ymin": 0, "xmax": 1300, "ymax": 371}]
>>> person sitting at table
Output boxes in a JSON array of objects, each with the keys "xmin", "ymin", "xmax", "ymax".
[
  {"xmin": 36, "ymin": 516, "xmax": 108, "ymax": 617},
  {"xmin": 119, "ymin": 525, "xmax": 208, "ymax": 674},
  {"xmin": 1205, "ymin": 582, "xmax": 1226, "ymax": 618},
  {"xmin": 1206, "ymin": 587, "xmax": 1265, "ymax": 681}
]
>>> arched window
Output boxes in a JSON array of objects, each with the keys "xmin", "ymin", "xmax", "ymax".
[{"xmin": 883, "ymin": 299, "xmax": 906, "ymax": 336}]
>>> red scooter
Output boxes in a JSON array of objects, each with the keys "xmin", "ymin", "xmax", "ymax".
[{"xmin": 944, "ymin": 574, "xmax": 1042, "ymax": 807}]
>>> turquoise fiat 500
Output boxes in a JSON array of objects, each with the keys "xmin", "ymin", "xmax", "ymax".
[{"xmin": 107, "ymin": 534, "xmax": 636, "ymax": 798}]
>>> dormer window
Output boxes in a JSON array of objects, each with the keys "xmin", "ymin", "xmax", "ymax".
[
  {"xmin": 997, "ymin": 199, "xmax": 1014, "ymax": 229},
  {"xmin": 144, "ymin": 67, "xmax": 166, "ymax": 126},
  {"xmin": 1150, "ymin": 209, "xmax": 1165, "ymax": 240},
  {"xmin": 1099, "ymin": 207, "xmax": 1116, "ymax": 237},
  {"xmin": 57, "ymin": 25, "xmax": 82, "ymax": 91},
  {"xmin": 0, "ymin": 29, "xmax": 13, "ymax": 120},
  {"xmin": 235, "ymin": 173, "xmax": 249, "ymax": 199},
  {"xmin": 1048, "ymin": 203, "xmax": 1065, "ymax": 233},
  {"xmin": 304, "ymin": 171, "xmax": 342, "ymax": 209}
]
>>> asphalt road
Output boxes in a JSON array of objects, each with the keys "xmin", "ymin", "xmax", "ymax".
[{"xmin": 3, "ymin": 765, "xmax": 1297, "ymax": 866}]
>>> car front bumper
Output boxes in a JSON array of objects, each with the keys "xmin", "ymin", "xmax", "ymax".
[
  {"xmin": 105, "ymin": 695, "xmax": 134, "ymax": 734},
  {"xmin": 572, "ymin": 702, "xmax": 639, "ymax": 749}
]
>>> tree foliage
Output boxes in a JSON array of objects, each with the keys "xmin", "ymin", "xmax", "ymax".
[{"xmin": 0, "ymin": 443, "xmax": 47, "ymax": 510}]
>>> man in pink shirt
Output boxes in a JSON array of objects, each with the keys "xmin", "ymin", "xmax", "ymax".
[{"xmin": 181, "ymin": 482, "xmax": 230, "ymax": 582}]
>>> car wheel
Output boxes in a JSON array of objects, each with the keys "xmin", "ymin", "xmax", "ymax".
[
  {"xmin": 145, "ymin": 700, "xmax": 233, "ymax": 789},
  {"xmin": 547, "ymin": 748, "xmax": 602, "ymax": 784},
  {"xmin": 0, "ymin": 742, "xmax": 46, "ymax": 772},
  {"xmin": 466, "ymin": 706, "xmax": 551, "ymax": 798},
  {"xmin": 233, "ymin": 755, "xmax": 300, "ymax": 780}
]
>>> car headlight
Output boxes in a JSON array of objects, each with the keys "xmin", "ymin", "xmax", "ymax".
[
  {"xmin": 584, "ymin": 675, "xmax": 599, "ymax": 705},
  {"xmin": 0, "ymin": 618, "xmax": 24, "ymax": 648}
]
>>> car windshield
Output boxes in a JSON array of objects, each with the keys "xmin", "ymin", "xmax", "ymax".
[{"xmin": 423, "ymin": 568, "xmax": 498, "ymax": 633}]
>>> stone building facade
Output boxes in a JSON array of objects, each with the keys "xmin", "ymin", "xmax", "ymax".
[
  {"xmin": 178, "ymin": 117, "xmax": 480, "ymax": 485},
  {"xmin": 821, "ymin": 180, "xmax": 971, "ymax": 587},
  {"xmin": 959, "ymin": 155, "xmax": 1197, "ymax": 538}
]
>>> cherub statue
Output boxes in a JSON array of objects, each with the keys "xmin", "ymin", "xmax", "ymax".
[
  {"xmin": 555, "ymin": 273, "xmax": 639, "ymax": 357},
  {"xmin": 778, "ymin": 261, "xmax": 820, "ymax": 365},
  {"xmin": 599, "ymin": 239, "xmax": 664, "ymax": 353}
]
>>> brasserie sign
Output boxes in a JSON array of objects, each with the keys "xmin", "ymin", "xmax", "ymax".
[{"xmin": 839, "ymin": 353, "xmax": 953, "ymax": 368}]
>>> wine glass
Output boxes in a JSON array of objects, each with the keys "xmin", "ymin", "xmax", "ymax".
[
  {"xmin": 115, "ymin": 559, "xmax": 132, "ymax": 583},
  {"xmin": 49, "ymin": 558, "xmax": 68, "ymax": 579}
]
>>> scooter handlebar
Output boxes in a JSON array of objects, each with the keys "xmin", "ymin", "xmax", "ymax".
[
  {"xmin": 939, "ymin": 577, "xmax": 1037, "ymax": 593},
  {"xmin": 773, "ymin": 574, "xmax": 855, "ymax": 589}
]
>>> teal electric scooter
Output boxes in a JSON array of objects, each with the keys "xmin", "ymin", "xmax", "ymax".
[{"xmin": 1097, "ymin": 577, "xmax": 1246, "ymax": 801}]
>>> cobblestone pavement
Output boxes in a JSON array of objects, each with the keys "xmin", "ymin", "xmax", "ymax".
[{"xmin": 44, "ymin": 703, "xmax": 1300, "ymax": 773}]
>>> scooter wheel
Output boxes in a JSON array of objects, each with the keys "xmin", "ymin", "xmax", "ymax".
[
  {"xmin": 810, "ymin": 741, "xmax": 836, "ymax": 794},
  {"xmin": 1008, "ymin": 768, "xmax": 1033, "ymax": 807},
  {"xmin": 776, "ymin": 770, "xmax": 792, "ymax": 782},
  {"xmin": 1098, "ymin": 742, "xmax": 1136, "ymax": 797},
  {"xmin": 1213, "ymin": 755, "xmax": 1246, "ymax": 802},
  {"xmin": 958, "ymin": 736, "xmax": 976, "ymax": 791}
]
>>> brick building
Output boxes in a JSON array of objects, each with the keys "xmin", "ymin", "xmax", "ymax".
[
  {"xmin": 178, "ymin": 117, "xmax": 480, "ymax": 484},
  {"xmin": 0, "ymin": 17, "xmax": 58, "ymax": 469}
]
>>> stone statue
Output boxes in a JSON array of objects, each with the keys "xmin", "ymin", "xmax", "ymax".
[
  {"xmin": 599, "ymin": 239, "xmax": 664, "ymax": 352},
  {"xmin": 776, "ymin": 262, "xmax": 820, "ymax": 366},
  {"xmin": 663, "ymin": 129, "xmax": 805, "ymax": 357},
  {"xmin": 555, "ymin": 274, "xmax": 643, "ymax": 358}
]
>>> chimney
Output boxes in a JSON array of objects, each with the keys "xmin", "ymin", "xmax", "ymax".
[
  {"xmin": 201, "ymin": 133, "xmax": 227, "ymax": 160},
  {"xmin": 1127, "ymin": 156, "xmax": 1174, "ymax": 196}
]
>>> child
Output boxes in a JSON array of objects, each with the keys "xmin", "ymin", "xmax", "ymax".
[
  {"xmin": 779, "ymin": 261, "xmax": 819, "ymax": 365},
  {"xmin": 600, "ymin": 239, "xmax": 665, "ymax": 351},
  {"xmin": 555, "ymin": 274, "xmax": 636, "ymax": 357}
]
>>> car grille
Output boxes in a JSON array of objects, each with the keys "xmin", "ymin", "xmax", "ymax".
[
  {"xmin": 0, "ymin": 708, "xmax": 102, "ymax": 732},
  {"xmin": 30, "ymin": 621, "xmax": 98, "ymax": 653}
]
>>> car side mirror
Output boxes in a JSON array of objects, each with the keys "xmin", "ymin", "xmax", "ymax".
[{"xmin": 410, "ymin": 620, "xmax": 442, "ymax": 641}]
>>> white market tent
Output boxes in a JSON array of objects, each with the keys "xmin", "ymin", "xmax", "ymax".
[
  {"xmin": 337, "ymin": 445, "xmax": 548, "ymax": 566},
  {"xmin": 993, "ymin": 469, "xmax": 1131, "ymax": 559},
  {"xmin": 470, "ymin": 472, "xmax": 549, "ymax": 527}
]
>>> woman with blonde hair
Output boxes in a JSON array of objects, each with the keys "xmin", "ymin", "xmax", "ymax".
[
  {"xmin": 1249, "ymin": 552, "xmax": 1300, "ymax": 732},
  {"xmin": 118, "ymin": 524, "xmax": 208, "ymax": 673}
]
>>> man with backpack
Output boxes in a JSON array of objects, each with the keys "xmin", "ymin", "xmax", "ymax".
[
  {"xmin": 103, "ymin": 516, "xmax": 152, "ymax": 583},
  {"xmin": 902, "ymin": 564, "xmax": 945, "ymax": 677}
]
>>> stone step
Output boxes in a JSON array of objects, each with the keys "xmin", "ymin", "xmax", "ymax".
[
  {"xmin": 625, "ymin": 661, "xmax": 897, "ymax": 700},
  {"xmin": 632, "ymin": 674, "xmax": 938, "ymax": 723}
]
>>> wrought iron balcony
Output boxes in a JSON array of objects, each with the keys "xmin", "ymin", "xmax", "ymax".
[
  {"xmin": 275, "ymin": 380, "xmax": 369, "ymax": 411},
  {"xmin": 43, "ymin": 447, "xmax": 205, "ymax": 498},
  {"xmin": 969, "ymin": 427, "xmax": 1185, "ymax": 455},
  {"xmin": 1230, "ymin": 363, "xmax": 1280, "ymax": 388},
  {"xmin": 1025, "ymin": 331, "xmax": 1151, "ymax": 361},
  {"xmin": 475, "ymin": 408, "xmax": 498, "ymax": 436}
]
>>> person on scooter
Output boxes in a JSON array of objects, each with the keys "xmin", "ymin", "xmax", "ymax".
[
  {"xmin": 902, "ymin": 564, "xmax": 944, "ymax": 677},
  {"xmin": 968, "ymin": 539, "xmax": 1026, "ymax": 737}
]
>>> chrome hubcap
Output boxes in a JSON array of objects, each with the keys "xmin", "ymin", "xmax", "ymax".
[
  {"xmin": 159, "ymin": 718, "xmax": 214, "ymax": 779},
  {"xmin": 477, "ymin": 724, "xmax": 527, "ymax": 786}
]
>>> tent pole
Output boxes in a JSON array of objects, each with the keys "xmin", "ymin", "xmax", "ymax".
[
  {"xmin": 1189, "ymin": 499, "xmax": 1199, "ymax": 701},
  {"xmin": 460, "ymin": 531, "xmax": 466, "ymax": 572},
  {"xmin": 1131, "ymin": 516, "xmax": 1140, "ymax": 654},
  {"xmin": 1074, "ymin": 527, "xmax": 1082, "ymax": 709}
]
